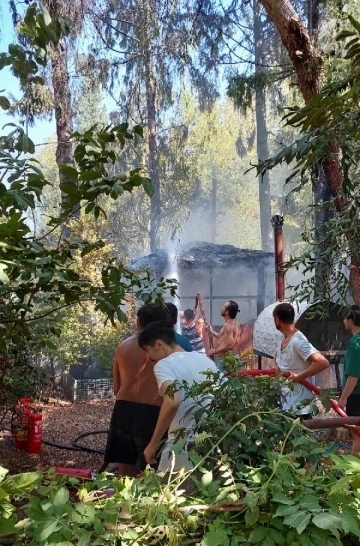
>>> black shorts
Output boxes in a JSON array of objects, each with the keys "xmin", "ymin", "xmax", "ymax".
[
  {"xmin": 347, "ymin": 393, "xmax": 360, "ymax": 417},
  {"xmin": 104, "ymin": 400, "xmax": 165, "ymax": 471}
]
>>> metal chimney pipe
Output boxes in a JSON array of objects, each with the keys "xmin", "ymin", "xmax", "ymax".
[{"xmin": 271, "ymin": 215, "xmax": 285, "ymax": 301}]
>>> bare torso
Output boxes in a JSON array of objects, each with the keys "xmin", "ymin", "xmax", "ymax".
[
  {"xmin": 216, "ymin": 319, "xmax": 241, "ymax": 357},
  {"xmin": 113, "ymin": 336, "xmax": 162, "ymax": 407}
]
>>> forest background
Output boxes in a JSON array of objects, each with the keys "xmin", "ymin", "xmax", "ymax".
[{"xmin": 0, "ymin": 0, "xmax": 357, "ymax": 380}]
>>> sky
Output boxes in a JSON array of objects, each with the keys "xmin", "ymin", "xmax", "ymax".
[{"xmin": 0, "ymin": 6, "xmax": 57, "ymax": 145}]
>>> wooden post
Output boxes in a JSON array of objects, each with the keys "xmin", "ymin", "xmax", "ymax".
[{"xmin": 271, "ymin": 215, "xmax": 285, "ymax": 301}]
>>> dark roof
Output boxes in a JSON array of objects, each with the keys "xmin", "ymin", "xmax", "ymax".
[{"xmin": 131, "ymin": 241, "xmax": 274, "ymax": 272}]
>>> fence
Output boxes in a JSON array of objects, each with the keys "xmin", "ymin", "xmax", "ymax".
[{"xmin": 63, "ymin": 376, "xmax": 114, "ymax": 401}]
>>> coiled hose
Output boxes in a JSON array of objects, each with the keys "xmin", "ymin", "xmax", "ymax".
[{"xmin": 43, "ymin": 429, "xmax": 108, "ymax": 454}]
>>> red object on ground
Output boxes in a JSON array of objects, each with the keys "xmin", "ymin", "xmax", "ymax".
[
  {"xmin": 238, "ymin": 368, "xmax": 359, "ymax": 435},
  {"xmin": 13, "ymin": 398, "xmax": 31, "ymax": 449},
  {"xmin": 55, "ymin": 467, "xmax": 92, "ymax": 479},
  {"xmin": 27, "ymin": 408, "xmax": 42, "ymax": 454}
]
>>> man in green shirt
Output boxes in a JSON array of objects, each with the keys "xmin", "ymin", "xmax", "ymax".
[{"xmin": 340, "ymin": 305, "xmax": 360, "ymax": 456}]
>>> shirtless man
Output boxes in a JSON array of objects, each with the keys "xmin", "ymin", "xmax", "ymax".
[
  {"xmin": 100, "ymin": 303, "xmax": 170, "ymax": 476},
  {"xmin": 207, "ymin": 300, "xmax": 241, "ymax": 359}
]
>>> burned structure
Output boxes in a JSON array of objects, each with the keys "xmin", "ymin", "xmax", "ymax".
[{"xmin": 132, "ymin": 241, "xmax": 275, "ymax": 325}]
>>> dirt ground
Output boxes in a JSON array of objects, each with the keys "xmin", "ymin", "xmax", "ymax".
[
  {"xmin": 0, "ymin": 399, "xmax": 114, "ymax": 475},
  {"xmin": 0, "ymin": 398, "xmax": 352, "ymax": 475}
]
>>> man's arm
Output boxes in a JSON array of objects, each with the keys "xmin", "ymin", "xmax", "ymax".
[
  {"xmin": 196, "ymin": 318, "xmax": 204, "ymax": 339},
  {"xmin": 144, "ymin": 380, "xmax": 180, "ymax": 464},
  {"xmin": 290, "ymin": 352, "xmax": 329, "ymax": 383},
  {"xmin": 209, "ymin": 326, "xmax": 219, "ymax": 339},
  {"xmin": 112, "ymin": 355, "xmax": 120, "ymax": 396},
  {"xmin": 339, "ymin": 377, "xmax": 359, "ymax": 410},
  {"xmin": 209, "ymin": 324, "xmax": 235, "ymax": 356}
]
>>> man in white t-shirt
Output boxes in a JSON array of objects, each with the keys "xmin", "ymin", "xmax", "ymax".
[
  {"xmin": 138, "ymin": 320, "xmax": 218, "ymax": 472},
  {"xmin": 273, "ymin": 303, "xmax": 329, "ymax": 417}
]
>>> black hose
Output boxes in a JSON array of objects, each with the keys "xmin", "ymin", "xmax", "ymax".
[
  {"xmin": 43, "ymin": 429, "xmax": 109, "ymax": 455},
  {"xmin": 72, "ymin": 430, "xmax": 108, "ymax": 454}
]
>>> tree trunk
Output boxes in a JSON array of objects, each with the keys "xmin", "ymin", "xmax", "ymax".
[
  {"xmin": 144, "ymin": 0, "xmax": 161, "ymax": 252},
  {"xmin": 254, "ymin": 1, "xmax": 272, "ymax": 252},
  {"xmin": 259, "ymin": 0, "xmax": 323, "ymax": 101},
  {"xmin": 51, "ymin": 39, "xmax": 78, "ymax": 236},
  {"xmin": 259, "ymin": 0, "xmax": 343, "ymax": 195},
  {"xmin": 211, "ymin": 169, "xmax": 217, "ymax": 243},
  {"xmin": 259, "ymin": 0, "xmax": 355, "ymax": 296}
]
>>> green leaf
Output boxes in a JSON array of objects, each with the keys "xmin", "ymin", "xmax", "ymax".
[
  {"xmin": 0, "ymin": 264, "xmax": 9, "ymax": 284},
  {"xmin": 244, "ymin": 491, "xmax": 258, "ymax": 510},
  {"xmin": 78, "ymin": 531, "xmax": 91, "ymax": 546},
  {"xmin": 201, "ymin": 470, "xmax": 213, "ymax": 486},
  {"xmin": 341, "ymin": 509, "xmax": 360, "ymax": 537},
  {"xmin": 59, "ymin": 181, "xmax": 79, "ymax": 196},
  {"xmin": 245, "ymin": 506, "xmax": 259, "ymax": 526},
  {"xmin": 272, "ymin": 492, "xmax": 295, "ymax": 505},
  {"xmin": 80, "ymin": 170, "xmax": 102, "ymax": 181},
  {"xmin": 349, "ymin": 15, "xmax": 360, "ymax": 34},
  {"xmin": 299, "ymin": 495, "xmax": 321, "ymax": 512},
  {"xmin": 133, "ymin": 125, "xmax": 144, "ymax": 137},
  {"xmin": 274, "ymin": 505, "xmax": 298, "ymax": 517},
  {"xmin": 0, "ymin": 96, "xmax": 10, "ymax": 110},
  {"xmin": 298, "ymin": 536, "xmax": 314, "ymax": 546},
  {"xmin": 37, "ymin": 519, "xmax": 61, "ymax": 541},
  {"xmin": 248, "ymin": 526, "xmax": 267, "ymax": 543},
  {"xmin": 202, "ymin": 529, "xmax": 229, "ymax": 546},
  {"xmin": 15, "ymin": 133, "xmax": 35, "ymax": 154},
  {"xmin": 42, "ymin": 6, "xmax": 52, "ymax": 25},
  {"xmin": 59, "ymin": 164, "xmax": 78, "ymax": 180},
  {"xmin": 2, "ymin": 471, "xmax": 42, "ymax": 494},
  {"xmin": 312, "ymin": 512, "xmax": 342, "ymax": 531},
  {"xmin": 0, "ymin": 516, "xmax": 17, "ymax": 536},
  {"xmin": 284, "ymin": 510, "xmax": 311, "ymax": 534},
  {"xmin": 141, "ymin": 177, "xmax": 154, "ymax": 197},
  {"xmin": 53, "ymin": 487, "xmax": 69, "ymax": 506},
  {"xmin": 268, "ymin": 528, "xmax": 285, "ymax": 545}
]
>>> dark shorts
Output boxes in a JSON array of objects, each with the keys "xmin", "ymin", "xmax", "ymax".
[
  {"xmin": 104, "ymin": 400, "xmax": 164, "ymax": 471},
  {"xmin": 347, "ymin": 393, "xmax": 360, "ymax": 417}
]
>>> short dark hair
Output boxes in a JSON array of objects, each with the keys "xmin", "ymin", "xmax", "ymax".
[
  {"xmin": 138, "ymin": 321, "xmax": 176, "ymax": 349},
  {"xmin": 165, "ymin": 302, "xmax": 178, "ymax": 326},
  {"xmin": 345, "ymin": 305, "xmax": 360, "ymax": 327},
  {"xmin": 273, "ymin": 303, "xmax": 295, "ymax": 324},
  {"xmin": 137, "ymin": 304, "xmax": 170, "ymax": 329},
  {"xmin": 226, "ymin": 300, "xmax": 240, "ymax": 319},
  {"xmin": 184, "ymin": 308, "xmax": 195, "ymax": 320}
]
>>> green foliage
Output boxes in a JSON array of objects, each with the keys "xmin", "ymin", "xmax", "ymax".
[
  {"xmin": 0, "ymin": 342, "xmax": 51, "ymax": 419},
  {"xmin": 254, "ymin": 15, "xmax": 360, "ymax": 306},
  {"xmin": 228, "ymin": 70, "xmax": 279, "ymax": 113},
  {"xmin": 1, "ymin": 374, "xmax": 360, "ymax": 544},
  {"xmin": 0, "ymin": 3, "xmax": 177, "ymax": 415}
]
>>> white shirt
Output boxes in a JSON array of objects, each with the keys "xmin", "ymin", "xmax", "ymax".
[
  {"xmin": 154, "ymin": 351, "xmax": 218, "ymax": 472},
  {"xmin": 154, "ymin": 351, "xmax": 218, "ymax": 439},
  {"xmin": 275, "ymin": 331, "xmax": 317, "ymax": 414}
]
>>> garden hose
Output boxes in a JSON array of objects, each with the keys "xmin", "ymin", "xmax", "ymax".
[{"xmin": 42, "ymin": 429, "xmax": 109, "ymax": 454}]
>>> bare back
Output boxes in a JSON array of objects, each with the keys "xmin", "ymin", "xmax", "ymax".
[
  {"xmin": 217, "ymin": 319, "xmax": 241, "ymax": 356},
  {"xmin": 113, "ymin": 336, "xmax": 162, "ymax": 407}
]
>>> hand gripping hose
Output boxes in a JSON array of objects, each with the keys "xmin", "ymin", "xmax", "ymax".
[{"xmin": 237, "ymin": 368, "xmax": 360, "ymax": 436}]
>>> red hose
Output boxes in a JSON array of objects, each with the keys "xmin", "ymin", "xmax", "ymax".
[{"xmin": 237, "ymin": 368, "xmax": 357, "ymax": 433}]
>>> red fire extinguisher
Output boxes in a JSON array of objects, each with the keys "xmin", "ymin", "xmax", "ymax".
[
  {"xmin": 12, "ymin": 398, "xmax": 31, "ymax": 450},
  {"xmin": 26, "ymin": 407, "xmax": 42, "ymax": 454}
]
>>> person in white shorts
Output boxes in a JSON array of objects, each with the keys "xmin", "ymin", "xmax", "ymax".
[
  {"xmin": 273, "ymin": 303, "xmax": 329, "ymax": 418},
  {"xmin": 138, "ymin": 320, "xmax": 218, "ymax": 472}
]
